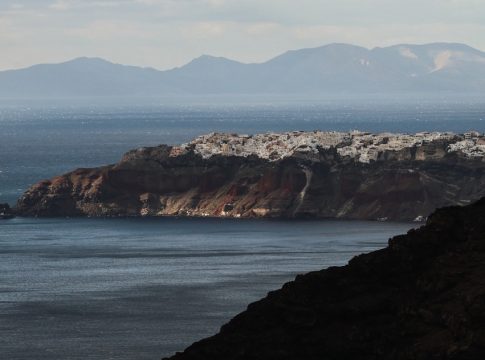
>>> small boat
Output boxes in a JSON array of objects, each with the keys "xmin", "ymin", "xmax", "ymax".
[
  {"xmin": 0, "ymin": 213, "xmax": 15, "ymax": 220},
  {"xmin": 0, "ymin": 204, "xmax": 15, "ymax": 220}
]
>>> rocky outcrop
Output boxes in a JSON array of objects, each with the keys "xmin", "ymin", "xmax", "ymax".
[
  {"xmin": 0, "ymin": 203, "xmax": 14, "ymax": 219},
  {"xmin": 15, "ymin": 132, "xmax": 485, "ymax": 221},
  {"xmin": 164, "ymin": 198, "xmax": 485, "ymax": 360}
]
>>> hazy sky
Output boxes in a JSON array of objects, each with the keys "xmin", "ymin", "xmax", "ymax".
[{"xmin": 1, "ymin": 0, "xmax": 484, "ymax": 70}]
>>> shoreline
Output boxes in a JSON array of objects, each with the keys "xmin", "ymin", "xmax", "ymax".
[{"xmin": 7, "ymin": 214, "xmax": 418, "ymax": 225}]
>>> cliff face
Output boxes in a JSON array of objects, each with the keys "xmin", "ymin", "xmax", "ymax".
[
  {"xmin": 15, "ymin": 133, "xmax": 485, "ymax": 221},
  {"xmin": 164, "ymin": 198, "xmax": 485, "ymax": 360}
]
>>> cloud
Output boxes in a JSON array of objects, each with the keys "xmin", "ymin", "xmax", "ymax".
[
  {"xmin": 245, "ymin": 22, "xmax": 280, "ymax": 36},
  {"xmin": 9, "ymin": 3, "xmax": 25, "ymax": 9},
  {"xmin": 67, "ymin": 20, "xmax": 153, "ymax": 40},
  {"xmin": 48, "ymin": 0, "xmax": 127, "ymax": 10},
  {"xmin": 183, "ymin": 21, "xmax": 227, "ymax": 38},
  {"xmin": 49, "ymin": 0, "xmax": 71, "ymax": 10}
]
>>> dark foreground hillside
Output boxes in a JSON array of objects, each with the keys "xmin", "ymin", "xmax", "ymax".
[{"xmin": 165, "ymin": 198, "xmax": 485, "ymax": 360}]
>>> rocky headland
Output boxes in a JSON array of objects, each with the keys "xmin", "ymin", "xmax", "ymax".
[
  {"xmin": 16, "ymin": 131, "xmax": 485, "ymax": 221},
  {"xmin": 164, "ymin": 198, "xmax": 485, "ymax": 360}
]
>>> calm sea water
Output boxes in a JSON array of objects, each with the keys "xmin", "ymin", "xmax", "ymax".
[
  {"xmin": 0, "ymin": 217, "xmax": 412, "ymax": 359},
  {"xmin": 0, "ymin": 96, "xmax": 483, "ymax": 359}
]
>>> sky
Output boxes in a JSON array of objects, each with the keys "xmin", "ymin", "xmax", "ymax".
[{"xmin": 0, "ymin": 0, "xmax": 484, "ymax": 71}]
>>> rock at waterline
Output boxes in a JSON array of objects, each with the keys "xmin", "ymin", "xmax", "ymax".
[{"xmin": 0, "ymin": 203, "xmax": 14, "ymax": 219}]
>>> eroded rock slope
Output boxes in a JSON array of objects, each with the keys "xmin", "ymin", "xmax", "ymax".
[{"xmin": 16, "ymin": 131, "xmax": 485, "ymax": 221}]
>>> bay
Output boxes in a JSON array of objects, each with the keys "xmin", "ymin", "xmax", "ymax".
[{"xmin": 0, "ymin": 217, "xmax": 412, "ymax": 359}]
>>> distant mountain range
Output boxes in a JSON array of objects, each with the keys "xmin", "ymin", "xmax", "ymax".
[{"xmin": 1, "ymin": 43, "xmax": 484, "ymax": 98}]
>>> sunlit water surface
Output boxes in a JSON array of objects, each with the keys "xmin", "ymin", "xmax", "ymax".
[{"xmin": 0, "ymin": 217, "xmax": 413, "ymax": 359}]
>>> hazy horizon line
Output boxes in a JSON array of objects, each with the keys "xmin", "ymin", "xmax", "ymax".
[{"xmin": 2, "ymin": 41, "xmax": 483, "ymax": 73}]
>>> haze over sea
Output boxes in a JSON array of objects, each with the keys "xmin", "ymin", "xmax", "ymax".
[{"xmin": 1, "ymin": 95, "xmax": 484, "ymax": 359}]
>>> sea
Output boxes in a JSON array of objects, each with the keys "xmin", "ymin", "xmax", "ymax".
[{"xmin": 1, "ymin": 95, "xmax": 485, "ymax": 359}]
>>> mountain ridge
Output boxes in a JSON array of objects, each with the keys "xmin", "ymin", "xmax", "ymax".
[{"xmin": 1, "ymin": 42, "xmax": 485, "ymax": 97}]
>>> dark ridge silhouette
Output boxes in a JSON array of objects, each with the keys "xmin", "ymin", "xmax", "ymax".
[{"xmin": 164, "ymin": 197, "xmax": 485, "ymax": 359}]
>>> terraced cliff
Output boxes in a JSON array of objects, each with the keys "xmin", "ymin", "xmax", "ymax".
[
  {"xmin": 16, "ymin": 131, "xmax": 485, "ymax": 221},
  {"xmin": 164, "ymin": 198, "xmax": 485, "ymax": 360}
]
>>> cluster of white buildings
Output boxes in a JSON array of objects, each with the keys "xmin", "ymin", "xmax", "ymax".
[
  {"xmin": 170, "ymin": 131, "xmax": 485, "ymax": 163},
  {"xmin": 180, "ymin": 131, "xmax": 347, "ymax": 160},
  {"xmin": 335, "ymin": 131, "xmax": 456, "ymax": 163},
  {"xmin": 447, "ymin": 132, "xmax": 485, "ymax": 158}
]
